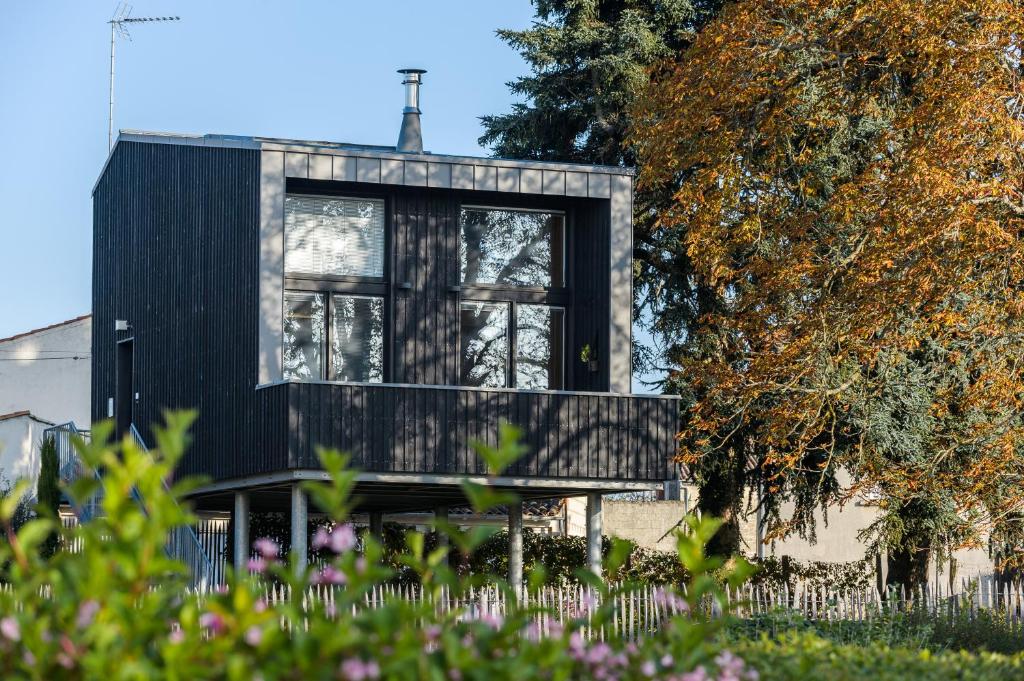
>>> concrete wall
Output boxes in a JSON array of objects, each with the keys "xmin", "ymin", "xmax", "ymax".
[
  {"xmin": 0, "ymin": 414, "xmax": 53, "ymax": 492},
  {"xmin": 571, "ymin": 482, "xmax": 995, "ymax": 588},
  {"xmin": 750, "ymin": 484, "xmax": 996, "ymax": 586},
  {"xmin": 603, "ymin": 500, "xmax": 690, "ymax": 552},
  {"xmin": 0, "ymin": 316, "xmax": 91, "ymax": 426}
]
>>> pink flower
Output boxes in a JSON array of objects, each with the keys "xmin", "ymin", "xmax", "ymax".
[
  {"xmin": 448, "ymin": 670, "xmax": 462, "ymax": 681},
  {"xmin": 76, "ymin": 600, "xmax": 100, "ymax": 629},
  {"xmin": 254, "ymin": 599, "xmax": 268, "ymax": 614},
  {"xmin": 642, "ymin": 660, "xmax": 657, "ymax": 677},
  {"xmin": 199, "ymin": 612, "xmax": 225, "ymax": 635},
  {"xmin": 253, "ymin": 538, "xmax": 279, "ymax": 559},
  {"xmin": 661, "ymin": 654, "xmax": 674, "ymax": 668},
  {"xmin": 22, "ymin": 651, "xmax": 35, "ymax": 666},
  {"xmin": 355, "ymin": 556, "xmax": 368, "ymax": 574},
  {"xmin": 711, "ymin": 650, "xmax": 757, "ymax": 681},
  {"xmin": 169, "ymin": 628, "xmax": 185, "ymax": 644},
  {"xmin": 313, "ymin": 565, "xmax": 347, "ymax": 585},
  {"xmin": 654, "ymin": 587, "xmax": 690, "ymax": 613},
  {"xmin": 681, "ymin": 667, "xmax": 709, "ymax": 681},
  {"xmin": 315, "ymin": 524, "xmax": 358, "ymax": 553},
  {"xmin": 245, "ymin": 625, "xmax": 263, "ymax": 647},
  {"xmin": 340, "ymin": 657, "xmax": 380, "ymax": 680},
  {"xmin": 424, "ymin": 625, "xmax": 442, "ymax": 642},
  {"xmin": 247, "ymin": 557, "xmax": 267, "ymax": 573},
  {"xmin": 0, "ymin": 617, "xmax": 20, "ymax": 641},
  {"xmin": 586, "ymin": 642, "xmax": 612, "ymax": 665},
  {"xmin": 473, "ymin": 612, "xmax": 503, "ymax": 630}
]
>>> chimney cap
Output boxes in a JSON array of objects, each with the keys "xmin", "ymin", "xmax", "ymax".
[{"xmin": 398, "ymin": 67, "xmax": 427, "ymax": 75}]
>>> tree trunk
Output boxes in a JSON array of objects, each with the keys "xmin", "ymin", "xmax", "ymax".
[
  {"xmin": 885, "ymin": 500, "xmax": 933, "ymax": 595},
  {"xmin": 696, "ymin": 449, "xmax": 745, "ymax": 558}
]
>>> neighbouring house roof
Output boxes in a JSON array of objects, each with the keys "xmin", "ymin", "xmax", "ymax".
[
  {"xmin": 0, "ymin": 411, "xmax": 55, "ymax": 426},
  {"xmin": 448, "ymin": 499, "xmax": 566, "ymax": 519},
  {"xmin": 0, "ymin": 314, "xmax": 92, "ymax": 345}
]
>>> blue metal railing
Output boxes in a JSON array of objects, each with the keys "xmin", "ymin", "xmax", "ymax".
[
  {"xmin": 42, "ymin": 422, "xmax": 216, "ymax": 589},
  {"xmin": 129, "ymin": 425, "xmax": 216, "ymax": 589},
  {"xmin": 45, "ymin": 422, "xmax": 100, "ymax": 522}
]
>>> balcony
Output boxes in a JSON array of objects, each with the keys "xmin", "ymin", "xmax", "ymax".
[{"xmin": 253, "ymin": 381, "xmax": 679, "ymax": 484}]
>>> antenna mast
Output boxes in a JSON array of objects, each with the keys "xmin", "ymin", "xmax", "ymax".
[{"xmin": 107, "ymin": 4, "xmax": 180, "ymax": 151}]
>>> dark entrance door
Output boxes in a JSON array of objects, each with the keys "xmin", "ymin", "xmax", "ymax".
[{"xmin": 116, "ymin": 338, "xmax": 134, "ymax": 437}]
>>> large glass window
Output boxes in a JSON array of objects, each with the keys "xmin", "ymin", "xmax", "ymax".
[
  {"xmin": 283, "ymin": 292, "xmax": 384, "ymax": 382},
  {"xmin": 285, "ymin": 196, "xmax": 385, "ymax": 278},
  {"xmin": 283, "ymin": 193, "xmax": 388, "ymax": 383},
  {"xmin": 459, "ymin": 303, "xmax": 510, "ymax": 388},
  {"xmin": 516, "ymin": 305, "xmax": 564, "ymax": 390},
  {"xmin": 460, "ymin": 208, "xmax": 564, "ymax": 288},
  {"xmin": 331, "ymin": 295, "xmax": 384, "ymax": 382},
  {"xmin": 458, "ymin": 206, "xmax": 567, "ymax": 390},
  {"xmin": 283, "ymin": 292, "xmax": 324, "ymax": 380}
]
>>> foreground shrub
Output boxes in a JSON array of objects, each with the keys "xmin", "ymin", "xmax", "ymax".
[{"xmin": 0, "ymin": 414, "xmax": 758, "ymax": 680}]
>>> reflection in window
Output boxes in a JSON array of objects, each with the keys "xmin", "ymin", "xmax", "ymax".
[
  {"xmin": 283, "ymin": 292, "xmax": 324, "ymax": 380},
  {"xmin": 516, "ymin": 305, "xmax": 564, "ymax": 390},
  {"xmin": 331, "ymin": 295, "xmax": 384, "ymax": 382},
  {"xmin": 460, "ymin": 208, "xmax": 564, "ymax": 288},
  {"xmin": 285, "ymin": 195, "xmax": 385, "ymax": 277},
  {"xmin": 459, "ymin": 302, "xmax": 509, "ymax": 388}
]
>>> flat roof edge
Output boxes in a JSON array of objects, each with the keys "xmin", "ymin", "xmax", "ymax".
[{"xmin": 93, "ymin": 131, "xmax": 634, "ymax": 191}]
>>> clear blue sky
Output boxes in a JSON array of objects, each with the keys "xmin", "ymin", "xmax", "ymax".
[
  {"xmin": 0, "ymin": 1, "xmax": 666, "ymax": 392},
  {"xmin": 0, "ymin": 0, "xmax": 535, "ymax": 339}
]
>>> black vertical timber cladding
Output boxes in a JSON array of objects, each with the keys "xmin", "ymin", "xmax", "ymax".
[
  {"xmin": 570, "ymin": 199, "xmax": 611, "ymax": 392},
  {"xmin": 92, "ymin": 141, "xmax": 261, "ymax": 480},
  {"xmin": 94, "ymin": 147, "xmax": 648, "ymax": 484},
  {"xmin": 255, "ymin": 383, "xmax": 676, "ymax": 481},
  {"xmin": 391, "ymin": 190, "xmax": 459, "ymax": 385}
]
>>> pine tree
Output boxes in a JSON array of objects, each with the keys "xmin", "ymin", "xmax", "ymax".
[{"xmin": 480, "ymin": 0, "xmax": 754, "ymax": 557}]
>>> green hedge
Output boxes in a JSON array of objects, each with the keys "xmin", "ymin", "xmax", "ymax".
[{"xmin": 737, "ymin": 633, "xmax": 1024, "ymax": 680}]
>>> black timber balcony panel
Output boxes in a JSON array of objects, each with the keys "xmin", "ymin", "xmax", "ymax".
[{"xmin": 255, "ymin": 382, "xmax": 678, "ymax": 482}]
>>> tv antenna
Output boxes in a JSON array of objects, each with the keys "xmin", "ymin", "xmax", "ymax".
[{"xmin": 107, "ymin": 4, "xmax": 180, "ymax": 150}]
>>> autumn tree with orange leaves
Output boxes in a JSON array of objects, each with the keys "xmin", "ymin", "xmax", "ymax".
[{"xmin": 632, "ymin": 0, "xmax": 1024, "ymax": 587}]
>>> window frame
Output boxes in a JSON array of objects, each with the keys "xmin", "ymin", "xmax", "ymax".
[
  {"xmin": 284, "ymin": 191, "xmax": 391, "ymax": 383},
  {"xmin": 457, "ymin": 204, "xmax": 570, "ymax": 390}
]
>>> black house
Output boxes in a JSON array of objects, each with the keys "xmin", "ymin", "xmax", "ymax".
[{"xmin": 90, "ymin": 71, "xmax": 679, "ymax": 584}]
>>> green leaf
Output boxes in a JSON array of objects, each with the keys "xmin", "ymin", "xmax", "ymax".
[
  {"xmin": 471, "ymin": 422, "xmax": 528, "ymax": 476},
  {"xmin": 15, "ymin": 518, "xmax": 53, "ymax": 552},
  {"xmin": 460, "ymin": 481, "xmax": 520, "ymax": 514},
  {"xmin": 0, "ymin": 479, "xmax": 30, "ymax": 521}
]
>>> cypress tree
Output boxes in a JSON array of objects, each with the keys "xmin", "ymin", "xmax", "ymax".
[{"xmin": 36, "ymin": 435, "xmax": 61, "ymax": 557}]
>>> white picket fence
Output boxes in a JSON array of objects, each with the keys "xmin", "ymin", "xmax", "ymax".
[
  {"xmin": 218, "ymin": 582, "xmax": 689, "ymax": 641},
  {"xmin": 186, "ymin": 578, "xmax": 1024, "ymax": 640}
]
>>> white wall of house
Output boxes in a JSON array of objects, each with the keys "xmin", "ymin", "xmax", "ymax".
[
  {"xmin": 0, "ymin": 315, "xmax": 91, "ymax": 492},
  {"xmin": 0, "ymin": 413, "xmax": 54, "ymax": 492},
  {"xmin": 0, "ymin": 315, "xmax": 91, "ymax": 427}
]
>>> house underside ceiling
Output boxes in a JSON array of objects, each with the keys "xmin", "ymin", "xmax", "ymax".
[{"xmin": 191, "ymin": 479, "xmax": 626, "ymax": 514}]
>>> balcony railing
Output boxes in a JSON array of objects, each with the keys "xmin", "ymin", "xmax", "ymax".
[{"xmin": 254, "ymin": 381, "xmax": 679, "ymax": 482}]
